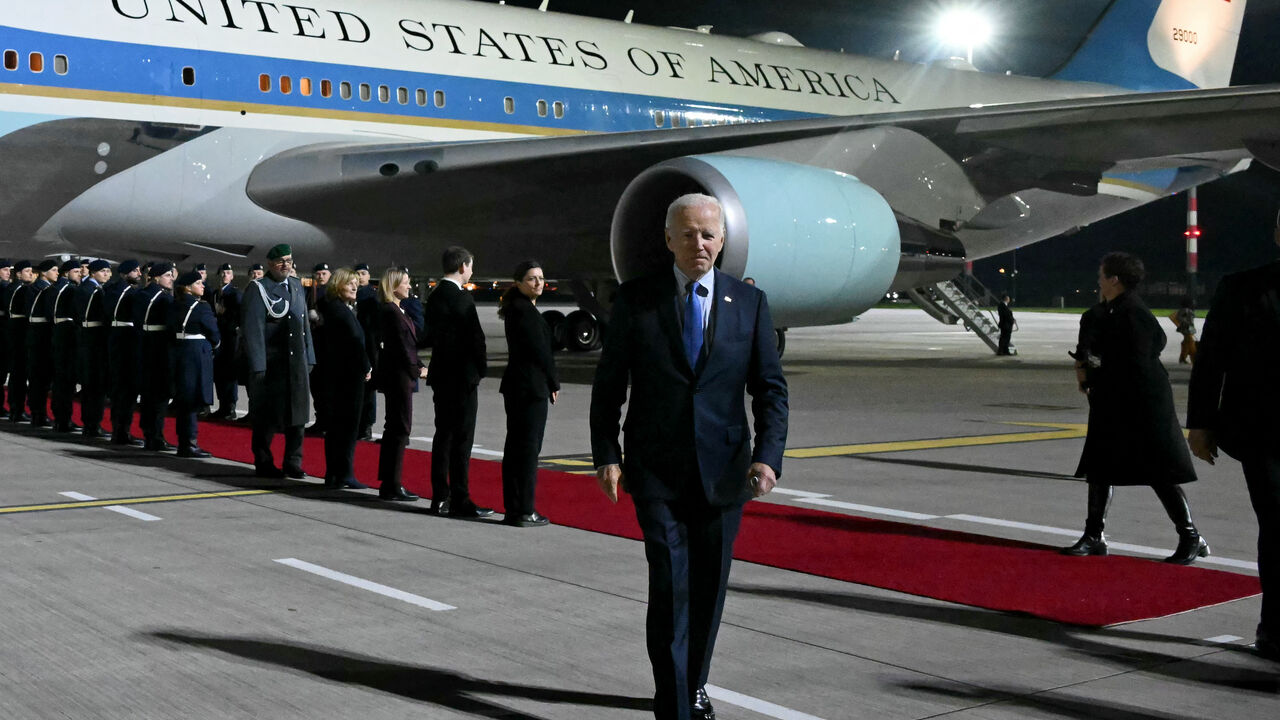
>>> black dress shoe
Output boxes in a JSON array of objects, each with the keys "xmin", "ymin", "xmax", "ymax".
[
  {"xmin": 1165, "ymin": 534, "xmax": 1210, "ymax": 565},
  {"xmin": 53, "ymin": 422, "xmax": 74, "ymax": 433},
  {"xmin": 256, "ymin": 465, "xmax": 286, "ymax": 479},
  {"xmin": 1060, "ymin": 533, "xmax": 1108, "ymax": 556},
  {"xmin": 1255, "ymin": 630, "xmax": 1280, "ymax": 663},
  {"xmin": 504, "ymin": 512, "xmax": 550, "ymax": 528},
  {"xmin": 144, "ymin": 440, "xmax": 174, "ymax": 452},
  {"xmin": 30, "ymin": 417, "xmax": 48, "ymax": 428},
  {"xmin": 358, "ymin": 430, "xmax": 374, "ymax": 442},
  {"xmin": 9, "ymin": 412, "xmax": 31, "ymax": 423},
  {"xmin": 379, "ymin": 487, "xmax": 419, "ymax": 501},
  {"xmin": 177, "ymin": 446, "xmax": 212, "ymax": 459},
  {"xmin": 207, "ymin": 408, "xmax": 234, "ymax": 420},
  {"xmin": 283, "ymin": 466, "xmax": 307, "ymax": 480},
  {"xmin": 343, "ymin": 477, "xmax": 369, "ymax": 489},
  {"xmin": 82, "ymin": 428, "xmax": 107, "ymax": 440},
  {"xmin": 448, "ymin": 500, "xmax": 494, "ymax": 518},
  {"xmin": 692, "ymin": 687, "xmax": 716, "ymax": 720},
  {"xmin": 111, "ymin": 436, "xmax": 146, "ymax": 447},
  {"xmin": 428, "ymin": 499, "xmax": 451, "ymax": 516}
]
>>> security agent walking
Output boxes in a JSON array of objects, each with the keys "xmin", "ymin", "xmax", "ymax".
[
  {"xmin": 498, "ymin": 260, "xmax": 559, "ymax": 527},
  {"xmin": 1187, "ymin": 217, "xmax": 1280, "ymax": 662},
  {"xmin": 105, "ymin": 260, "xmax": 144, "ymax": 445},
  {"xmin": 6, "ymin": 260, "xmax": 36, "ymax": 421},
  {"xmin": 207, "ymin": 263, "xmax": 241, "ymax": 419},
  {"xmin": 24, "ymin": 260, "xmax": 59, "ymax": 427},
  {"xmin": 168, "ymin": 271, "xmax": 220, "ymax": 458},
  {"xmin": 75, "ymin": 259, "xmax": 113, "ymax": 438},
  {"xmin": 1064, "ymin": 252, "xmax": 1208, "ymax": 564},
  {"xmin": 0, "ymin": 259, "xmax": 12, "ymax": 415},
  {"xmin": 135, "ymin": 263, "xmax": 177, "ymax": 451},
  {"xmin": 50, "ymin": 261, "xmax": 83, "ymax": 433},
  {"xmin": 424, "ymin": 246, "xmax": 493, "ymax": 518},
  {"xmin": 242, "ymin": 244, "xmax": 315, "ymax": 479},
  {"xmin": 591, "ymin": 194, "xmax": 788, "ymax": 720}
]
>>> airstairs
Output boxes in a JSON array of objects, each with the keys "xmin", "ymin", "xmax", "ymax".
[{"xmin": 907, "ymin": 274, "xmax": 1013, "ymax": 355}]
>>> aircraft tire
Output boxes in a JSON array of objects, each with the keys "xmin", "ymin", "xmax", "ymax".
[
  {"xmin": 542, "ymin": 310, "xmax": 567, "ymax": 351},
  {"xmin": 565, "ymin": 309, "xmax": 602, "ymax": 352}
]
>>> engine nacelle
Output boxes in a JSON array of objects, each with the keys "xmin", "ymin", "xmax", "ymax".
[{"xmin": 611, "ymin": 155, "xmax": 900, "ymax": 328}]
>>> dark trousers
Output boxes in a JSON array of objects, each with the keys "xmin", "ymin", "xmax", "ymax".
[
  {"xmin": 998, "ymin": 325, "xmax": 1013, "ymax": 355},
  {"xmin": 80, "ymin": 371, "xmax": 107, "ymax": 434},
  {"xmin": 323, "ymin": 381, "xmax": 364, "ymax": 484},
  {"xmin": 634, "ymin": 497, "xmax": 743, "ymax": 720},
  {"xmin": 0, "ymin": 336, "xmax": 8, "ymax": 413},
  {"xmin": 51, "ymin": 327, "xmax": 76, "ymax": 426},
  {"xmin": 359, "ymin": 383, "xmax": 377, "ymax": 437},
  {"xmin": 138, "ymin": 386, "xmax": 169, "ymax": 445},
  {"xmin": 26, "ymin": 339, "xmax": 52, "ymax": 423},
  {"xmin": 7, "ymin": 324, "xmax": 27, "ymax": 418},
  {"xmin": 175, "ymin": 404, "xmax": 199, "ymax": 450},
  {"xmin": 309, "ymin": 364, "xmax": 327, "ymax": 431},
  {"xmin": 1242, "ymin": 450, "xmax": 1280, "ymax": 639},
  {"xmin": 502, "ymin": 393, "xmax": 548, "ymax": 517},
  {"xmin": 213, "ymin": 333, "xmax": 238, "ymax": 413},
  {"xmin": 377, "ymin": 378, "xmax": 413, "ymax": 493},
  {"xmin": 252, "ymin": 422, "xmax": 304, "ymax": 472},
  {"xmin": 431, "ymin": 384, "xmax": 478, "ymax": 503}
]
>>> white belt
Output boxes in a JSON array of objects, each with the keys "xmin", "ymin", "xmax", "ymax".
[
  {"xmin": 82, "ymin": 321, "xmax": 104, "ymax": 328},
  {"xmin": 143, "ymin": 324, "xmax": 167, "ymax": 332},
  {"xmin": 112, "ymin": 321, "xmax": 134, "ymax": 327},
  {"xmin": 55, "ymin": 318, "xmax": 74, "ymax": 324},
  {"xmin": 176, "ymin": 333, "xmax": 206, "ymax": 340},
  {"xmin": 9, "ymin": 314, "xmax": 25, "ymax": 319},
  {"xmin": 28, "ymin": 317, "xmax": 48, "ymax": 323}
]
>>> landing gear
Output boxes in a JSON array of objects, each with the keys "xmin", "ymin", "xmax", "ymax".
[
  {"xmin": 541, "ymin": 310, "xmax": 567, "ymax": 351},
  {"xmin": 564, "ymin": 309, "xmax": 602, "ymax": 352}
]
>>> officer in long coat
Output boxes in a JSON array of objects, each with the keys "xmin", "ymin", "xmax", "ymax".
[
  {"xmin": 105, "ymin": 260, "xmax": 143, "ymax": 445},
  {"xmin": 306, "ymin": 261, "xmax": 332, "ymax": 436},
  {"xmin": 207, "ymin": 263, "xmax": 241, "ymax": 419},
  {"xmin": 50, "ymin": 260, "xmax": 83, "ymax": 433},
  {"xmin": 24, "ymin": 260, "xmax": 59, "ymax": 428},
  {"xmin": 75, "ymin": 259, "xmax": 113, "ymax": 439},
  {"xmin": 242, "ymin": 244, "xmax": 315, "ymax": 478},
  {"xmin": 0, "ymin": 259, "xmax": 11, "ymax": 415},
  {"xmin": 354, "ymin": 262, "xmax": 379, "ymax": 441},
  {"xmin": 169, "ymin": 271, "xmax": 220, "ymax": 458},
  {"xmin": 134, "ymin": 262, "xmax": 176, "ymax": 451},
  {"xmin": 5, "ymin": 260, "xmax": 35, "ymax": 421}
]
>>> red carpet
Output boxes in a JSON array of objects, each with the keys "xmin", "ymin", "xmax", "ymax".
[{"xmin": 88, "ymin": 409, "xmax": 1261, "ymax": 627}]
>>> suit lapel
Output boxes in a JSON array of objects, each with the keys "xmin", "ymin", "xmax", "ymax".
[
  {"xmin": 657, "ymin": 273, "xmax": 695, "ymax": 378},
  {"xmin": 701, "ymin": 269, "xmax": 732, "ymax": 374}
]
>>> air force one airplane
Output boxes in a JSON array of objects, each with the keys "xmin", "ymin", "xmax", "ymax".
[{"xmin": 3, "ymin": 0, "xmax": 1279, "ymax": 347}]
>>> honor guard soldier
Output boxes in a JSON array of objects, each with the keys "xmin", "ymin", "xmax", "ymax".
[
  {"xmin": 207, "ymin": 263, "xmax": 241, "ymax": 419},
  {"xmin": 5, "ymin": 260, "xmax": 35, "ymax": 421},
  {"xmin": 242, "ymin": 244, "xmax": 315, "ymax": 478},
  {"xmin": 135, "ymin": 262, "xmax": 176, "ymax": 451},
  {"xmin": 248, "ymin": 263, "xmax": 264, "ymax": 281},
  {"xmin": 306, "ymin": 261, "xmax": 332, "ymax": 436},
  {"xmin": 75, "ymin": 259, "xmax": 113, "ymax": 438},
  {"xmin": 105, "ymin": 260, "xmax": 144, "ymax": 445},
  {"xmin": 50, "ymin": 260, "xmax": 83, "ymax": 433},
  {"xmin": 25, "ymin": 259, "xmax": 60, "ymax": 428},
  {"xmin": 354, "ymin": 262, "xmax": 378, "ymax": 441},
  {"xmin": 0, "ymin": 259, "xmax": 13, "ymax": 416},
  {"xmin": 169, "ymin": 270, "xmax": 220, "ymax": 458}
]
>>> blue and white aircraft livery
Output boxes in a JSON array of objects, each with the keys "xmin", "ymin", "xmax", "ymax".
[{"xmin": 2, "ymin": 0, "xmax": 1278, "ymax": 337}]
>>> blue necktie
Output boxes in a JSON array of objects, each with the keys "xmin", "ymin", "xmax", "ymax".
[{"xmin": 684, "ymin": 280, "xmax": 703, "ymax": 369}]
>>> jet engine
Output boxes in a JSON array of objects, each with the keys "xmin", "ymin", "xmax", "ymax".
[{"xmin": 610, "ymin": 155, "xmax": 901, "ymax": 328}]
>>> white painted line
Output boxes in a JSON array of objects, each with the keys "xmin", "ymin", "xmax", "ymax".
[
  {"xmin": 104, "ymin": 505, "xmax": 162, "ymax": 522},
  {"xmin": 60, "ymin": 491, "xmax": 96, "ymax": 501},
  {"xmin": 1195, "ymin": 556, "xmax": 1259, "ymax": 571},
  {"xmin": 705, "ymin": 684, "xmax": 826, "ymax": 720},
  {"xmin": 273, "ymin": 558, "xmax": 456, "ymax": 611},
  {"xmin": 771, "ymin": 488, "xmax": 832, "ymax": 499},
  {"xmin": 1205, "ymin": 635, "xmax": 1244, "ymax": 644},
  {"xmin": 796, "ymin": 497, "xmax": 938, "ymax": 521},
  {"xmin": 407, "ymin": 436, "xmax": 502, "ymax": 457},
  {"xmin": 946, "ymin": 514, "xmax": 1080, "ymax": 537},
  {"xmin": 470, "ymin": 448, "xmax": 504, "ymax": 458}
]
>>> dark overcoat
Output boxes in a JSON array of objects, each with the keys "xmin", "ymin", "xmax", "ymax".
[
  {"xmin": 210, "ymin": 282, "xmax": 241, "ymax": 385},
  {"xmin": 134, "ymin": 284, "xmax": 174, "ymax": 393},
  {"xmin": 168, "ymin": 293, "xmax": 220, "ymax": 405},
  {"xmin": 25, "ymin": 278, "xmax": 53, "ymax": 380},
  {"xmin": 6, "ymin": 281, "xmax": 33, "ymax": 377},
  {"xmin": 317, "ymin": 296, "xmax": 371, "ymax": 417},
  {"xmin": 241, "ymin": 274, "xmax": 314, "ymax": 427},
  {"xmin": 0, "ymin": 279, "xmax": 9, "ymax": 381},
  {"xmin": 50, "ymin": 280, "xmax": 78, "ymax": 390},
  {"xmin": 105, "ymin": 280, "xmax": 138, "ymax": 397},
  {"xmin": 1074, "ymin": 291, "xmax": 1197, "ymax": 486},
  {"xmin": 74, "ymin": 278, "xmax": 109, "ymax": 386},
  {"xmin": 500, "ymin": 292, "xmax": 559, "ymax": 400}
]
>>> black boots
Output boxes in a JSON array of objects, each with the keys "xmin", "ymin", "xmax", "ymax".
[
  {"xmin": 1062, "ymin": 483, "xmax": 1112, "ymax": 556},
  {"xmin": 1155, "ymin": 485, "xmax": 1210, "ymax": 564}
]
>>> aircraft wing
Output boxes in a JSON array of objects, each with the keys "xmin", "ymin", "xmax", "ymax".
[{"xmin": 246, "ymin": 84, "xmax": 1280, "ymax": 239}]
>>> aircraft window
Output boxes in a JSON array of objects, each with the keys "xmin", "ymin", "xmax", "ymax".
[
  {"xmin": 299, "ymin": 78, "xmax": 312, "ymax": 96},
  {"xmin": 3, "ymin": 50, "xmax": 16, "ymax": 71},
  {"xmin": 537, "ymin": 100, "xmax": 548, "ymax": 117},
  {"xmin": 654, "ymin": 110, "xmax": 665, "ymax": 127},
  {"xmin": 320, "ymin": 79, "xmax": 332, "ymax": 98},
  {"xmin": 339, "ymin": 81, "xmax": 352, "ymax": 100},
  {"xmin": 552, "ymin": 101, "xmax": 564, "ymax": 119},
  {"xmin": 181, "ymin": 66, "xmax": 195, "ymax": 85},
  {"xmin": 378, "ymin": 84, "xmax": 389, "ymax": 103},
  {"xmin": 259, "ymin": 73, "xmax": 271, "ymax": 92},
  {"xmin": 416, "ymin": 89, "xmax": 427, "ymax": 106},
  {"xmin": 503, "ymin": 96, "xmax": 514, "ymax": 114},
  {"xmin": 397, "ymin": 87, "xmax": 408, "ymax": 105},
  {"xmin": 279, "ymin": 75, "xmax": 292, "ymax": 95},
  {"xmin": 56, "ymin": 55, "xmax": 70, "ymax": 76},
  {"xmin": 670, "ymin": 112, "xmax": 682, "ymax": 127},
  {"xmin": 434, "ymin": 90, "xmax": 445, "ymax": 108},
  {"xmin": 359, "ymin": 83, "xmax": 371, "ymax": 102},
  {"xmin": 29, "ymin": 52, "xmax": 43, "ymax": 73}
]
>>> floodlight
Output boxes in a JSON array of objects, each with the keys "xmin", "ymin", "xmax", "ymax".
[{"xmin": 934, "ymin": 7, "xmax": 994, "ymax": 64}]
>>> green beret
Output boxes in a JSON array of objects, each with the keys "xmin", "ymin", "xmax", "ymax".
[{"xmin": 266, "ymin": 244, "xmax": 292, "ymax": 260}]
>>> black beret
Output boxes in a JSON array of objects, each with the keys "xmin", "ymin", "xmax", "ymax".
[
  {"xmin": 79, "ymin": 257, "xmax": 91, "ymax": 266},
  {"xmin": 354, "ymin": 263, "xmax": 369, "ymax": 272},
  {"xmin": 14, "ymin": 260, "xmax": 33, "ymax": 272},
  {"xmin": 193, "ymin": 263, "xmax": 207, "ymax": 272},
  {"xmin": 88, "ymin": 259, "xmax": 111, "ymax": 272},
  {"xmin": 250, "ymin": 263, "xmax": 264, "ymax": 271},
  {"xmin": 175, "ymin": 270, "xmax": 203, "ymax": 287},
  {"xmin": 0, "ymin": 258, "xmax": 10, "ymax": 268},
  {"xmin": 59, "ymin": 260, "xmax": 79, "ymax": 274},
  {"xmin": 149, "ymin": 261, "xmax": 175, "ymax": 278},
  {"xmin": 117, "ymin": 260, "xmax": 140, "ymax": 275},
  {"xmin": 36, "ymin": 259, "xmax": 58, "ymax": 272},
  {"xmin": 217, "ymin": 263, "xmax": 233, "ymax": 272},
  {"xmin": 313, "ymin": 262, "xmax": 330, "ymax": 273}
]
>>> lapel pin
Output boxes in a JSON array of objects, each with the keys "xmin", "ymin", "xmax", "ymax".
[{"xmin": 724, "ymin": 296, "xmax": 733, "ymax": 303}]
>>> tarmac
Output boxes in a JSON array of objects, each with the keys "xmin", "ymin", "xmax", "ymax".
[{"xmin": 1, "ymin": 306, "xmax": 1277, "ymax": 719}]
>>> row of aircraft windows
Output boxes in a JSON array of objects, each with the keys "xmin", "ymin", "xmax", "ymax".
[
  {"xmin": 652, "ymin": 109, "xmax": 764, "ymax": 128},
  {"xmin": 3, "ymin": 50, "xmax": 69, "ymax": 75},
  {"xmin": 257, "ymin": 73, "xmax": 569, "ymax": 119}
]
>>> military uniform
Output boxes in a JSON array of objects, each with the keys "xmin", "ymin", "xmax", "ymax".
[
  {"xmin": 105, "ymin": 273, "xmax": 141, "ymax": 444},
  {"xmin": 134, "ymin": 279, "xmax": 174, "ymax": 450},
  {"xmin": 75, "ymin": 274, "xmax": 111, "ymax": 437},
  {"xmin": 5, "ymin": 268, "xmax": 33, "ymax": 421},
  {"xmin": 24, "ymin": 275, "xmax": 54, "ymax": 427},
  {"xmin": 50, "ymin": 275, "xmax": 80, "ymax": 432},
  {"xmin": 0, "ymin": 262, "xmax": 10, "ymax": 415},
  {"xmin": 355, "ymin": 283, "xmax": 380, "ymax": 439},
  {"xmin": 169, "ymin": 285, "xmax": 220, "ymax": 456},
  {"xmin": 208, "ymin": 277, "xmax": 241, "ymax": 417}
]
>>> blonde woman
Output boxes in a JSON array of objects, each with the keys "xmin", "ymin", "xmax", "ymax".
[
  {"xmin": 373, "ymin": 267, "xmax": 426, "ymax": 501},
  {"xmin": 317, "ymin": 268, "xmax": 371, "ymax": 489}
]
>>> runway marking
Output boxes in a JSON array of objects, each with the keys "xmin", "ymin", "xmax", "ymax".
[
  {"xmin": 57, "ymin": 491, "xmax": 163, "ymax": 521},
  {"xmin": 797, "ymin": 497, "xmax": 938, "ymax": 520},
  {"xmin": 274, "ymin": 558, "xmax": 456, "ymax": 611},
  {"xmin": 0, "ymin": 489, "xmax": 273, "ymax": 516},
  {"xmin": 770, "ymin": 488, "xmax": 832, "ymax": 499},
  {"xmin": 545, "ymin": 458, "xmax": 596, "ymax": 467},
  {"xmin": 705, "ymin": 684, "xmax": 825, "ymax": 720},
  {"xmin": 784, "ymin": 423, "xmax": 1087, "ymax": 459},
  {"xmin": 403, "ymin": 435, "xmax": 504, "ymax": 457},
  {"xmin": 1205, "ymin": 635, "xmax": 1244, "ymax": 644}
]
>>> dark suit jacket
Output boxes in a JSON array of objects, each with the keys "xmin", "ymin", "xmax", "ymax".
[
  {"xmin": 500, "ymin": 292, "xmax": 559, "ymax": 399},
  {"xmin": 374, "ymin": 301, "xmax": 423, "ymax": 394},
  {"xmin": 425, "ymin": 280, "xmax": 486, "ymax": 389},
  {"xmin": 590, "ymin": 268, "xmax": 788, "ymax": 506},
  {"xmin": 318, "ymin": 297, "xmax": 371, "ymax": 385},
  {"xmin": 1188, "ymin": 260, "xmax": 1280, "ymax": 459}
]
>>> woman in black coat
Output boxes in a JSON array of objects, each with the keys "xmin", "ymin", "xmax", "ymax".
[
  {"xmin": 167, "ymin": 271, "xmax": 220, "ymax": 459},
  {"xmin": 374, "ymin": 268, "xmax": 426, "ymax": 501},
  {"xmin": 1064, "ymin": 252, "xmax": 1207, "ymax": 564},
  {"xmin": 317, "ymin": 269, "xmax": 371, "ymax": 489},
  {"xmin": 498, "ymin": 260, "xmax": 559, "ymax": 527}
]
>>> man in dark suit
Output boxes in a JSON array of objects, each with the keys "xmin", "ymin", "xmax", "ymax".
[
  {"xmin": 208, "ymin": 263, "xmax": 242, "ymax": 419},
  {"xmin": 996, "ymin": 293, "xmax": 1016, "ymax": 355},
  {"xmin": 591, "ymin": 193, "xmax": 788, "ymax": 720},
  {"xmin": 75, "ymin": 259, "xmax": 113, "ymax": 438},
  {"xmin": 1188, "ymin": 217, "xmax": 1280, "ymax": 663},
  {"xmin": 424, "ymin": 247, "xmax": 493, "ymax": 518}
]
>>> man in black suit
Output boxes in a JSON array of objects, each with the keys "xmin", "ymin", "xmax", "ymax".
[
  {"xmin": 1188, "ymin": 216, "xmax": 1280, "ymax": 663},
  {"xmin": 591, "ymin": 193, "xmax": 789, "ymax": 720},
  {"xmin": 424, "ymin": 247, "xmax": 493, "ymax": 518},
  {"xmin": 996, "ymin": 293, "xmax": 1015, "ymax": 355}
]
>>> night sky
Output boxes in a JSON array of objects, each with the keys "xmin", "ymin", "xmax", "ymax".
[{"xmin": 500, "ymin": 0, "xmax": 1280, "ymax": 305}]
